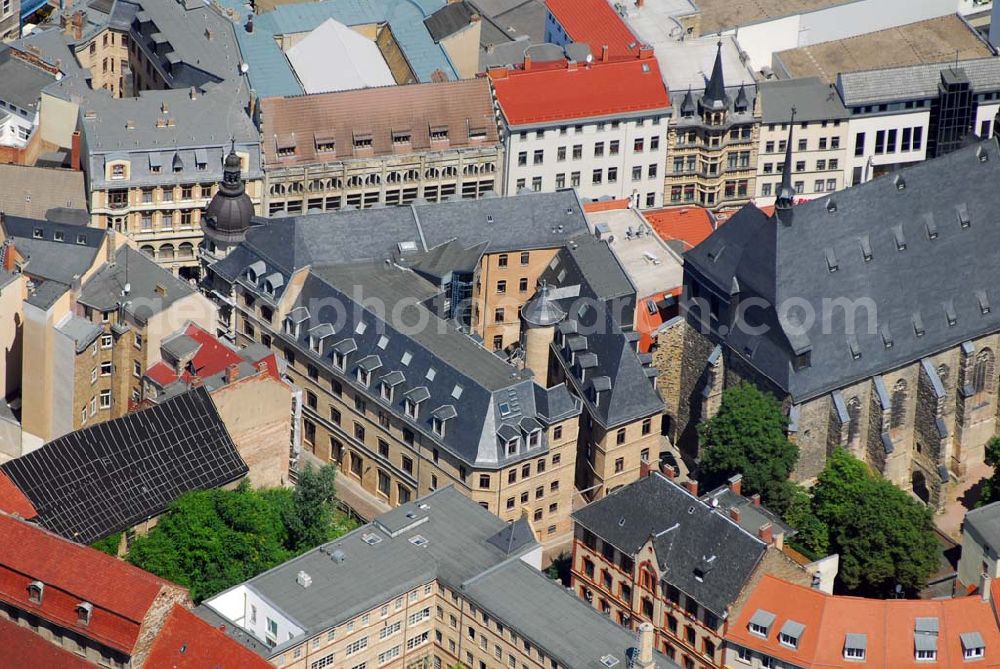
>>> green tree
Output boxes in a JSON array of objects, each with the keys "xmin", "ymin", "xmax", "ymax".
[
  {"xmin": 290, "ymin": 463, "xmax": 341, "ymax": 551},
  {"xmin": 812, "ymin": 449, "xmax": 938, "ymax": 596},
  {"xmin": 781, "ymin": 482, "xmax": 828, "ymax": 560},
  {"xmin": 975, "ymin": 436, "xmax": 1000, "ymax": 508},
  {"xmin": 91, "ymin": 532, "xmax": 123, "ymax": 557},
  {"xmin": 698, "ymin": 382, "xmax": 799, "ymax": 514}
]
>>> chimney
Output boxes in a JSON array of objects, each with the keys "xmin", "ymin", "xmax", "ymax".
[
  {"xmin": 983, "ymin": 573, "xmax": 992, "ymax": 602},
  {"xmin": 728, "ymin": 473, "xmax": 743, "ymax": 496},
  {"xmin": 71, "ymin": 130, "xmax": 81, "ymax": 171},
  {"xmin": 636, "ymin": 0, "xmax": 645, "ymax": 7},
  {"xmin": 225, "ymin": 363, "xmax": 240, "ymax": 384},
  {"xmin": 750, "ymin": 493, "xmax": 761, "ymax": 507},
  {"xmin": 639, "ymin": 457, "xmax": 651, "ymax": 478},
  {"xmin": 523, "ymin": 54, "xmax": 532, "ymax": 71},
  {"xmin": 189, "ymin": 86, "xmax": 197, "ymax": 101},
  {"xmin": 729, "ymin": 507, "xmax": 741, "ymax": 524},
  {"xmin": 71, "ymin": 10, "xmax": 85, "ymax": 41},
  {"xmin": 662, "ymin": 464, "xmax": 676, "ymax": 479},
  {"xmin": 106, "ymin": 229, "xmax": 117, "ymax": 265},
  {"xmin": 601, "ymin": 44, "xmax": 609, "ymax": 63},
  {"xmin": 567, "ymin": 60, "xmax": 578, "ymax": 72},
  {"xmin": 683, "ymin": 480, "xmax": 698, "ymax": 496},
  {"xmin": 638, "ymin": 44, "xmax": 654, "ymax": 60},
  {"xmin": 758, "ymin": 523, "xmax": 773, "ymax": 544},
  {"xmin": 636, "ymin": 621, "xmax": 656, "ymax": 669},
  {"xmin": 190, "ymin": 376, "xmax": 204, "ymax": 389},
  {"xmin": 245, "ymin": 14, "xmax": 254, "ymax": 33},
  {"xmin": 256, "ymin": 360, "xmax": 270, "ymax": 375},
  {"xmin": 1, "ymin": 240, "xmax": 16, "ymax": 272}
]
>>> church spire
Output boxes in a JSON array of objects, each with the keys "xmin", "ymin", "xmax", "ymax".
[
  {"xmin": 775, "ymin": 108, "xmax": 797, "ymax": 214},
  {"xmin": 701, "ymin": 40, "xmax": 729, "ymax": 111}
]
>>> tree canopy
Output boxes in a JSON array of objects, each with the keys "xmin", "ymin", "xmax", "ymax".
[
  {"xmin": 697, "ymin": 382, "xmax": 799, "ymax": 514},
  {"xmin": 810, "ymin": 448, "xmax": 939, "ymax": 596},
  {"xmin": 975, "ymin": 436, "xmax": 1000, "ymax": 508},
  {"xmin": 126, "ymin": 464, "xmax": 355, "ymax": 602}
]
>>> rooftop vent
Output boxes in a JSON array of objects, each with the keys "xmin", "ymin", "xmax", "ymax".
[
  {"xmin": 361, "ymin": 532, "xmax": 382, "ymax": 545},
  {"xmin": 894, "ymin": 175, "xmax": 905, "ymax": 190},
  {"xmin": 600, "ymin": 656, "xmax": 620, "ymax": 668},
  {"xmin": 409, "ymin": 535, "xmax": 429, "ymax": 547},
  {"xmin": 826, "ymin": 198, "xmax": 837, "ymax": 213},
  {"xmin": 859, "ymin": 235, "xmax": 872, "ymax": 262},
  {"xmin": 977, "ymin": 146, "xmax": 989, "ymax": 162},
  {"xmin": 296, "ymin": 571, "xmax": 312, "ymax": 588},
  {"xmin": 331, "ymin": 549, "xmax": 346, "ymax": 563}
]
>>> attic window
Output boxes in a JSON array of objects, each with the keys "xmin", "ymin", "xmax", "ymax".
[
  {"xmin": 314, "ymin": 134, "xmax": 335, "ymax": 153},
  {"xmin": 469, "ymin": 125, "xmax": 487, "ymax": 141},
  {"xmin": 27, "ymin": 581, "xmax": 43, "ymax": 604},
  {"xmin": 859, "ymin": 235, "xmax": 872, "ymax": 262},
  {"xmin": 76, "ymin": 234, "xmax": 88, "ymax": 245},
  {"xmin": 353, "ymin": 132, "xmax": 373, "ymax": 149},
  {"xmin": 826, "ymin": 198, "xmax": 837, "ymax": 213},
  {"xmin": 76, "ymin": 602, "xmax": 93, "ymax": 626},
  {"xmin": 32, "ymin": 228, "xmax": 43, "ymax": 239},
  {"xmin": 432, "ymin": 417, "xmax": 445, "ymax": 437},
  {"xmin": 392, "ymin": 129, "xmax": 411, "ymax": 145},
  {"xmin": 894, "ymin": 175, "xmax": 906, "ymax": 190},
  {"xmin": 880, "ymin": 324, "xmax": 893, "ymax": 349},
  {"xmin": 825, "ymin": 248, "xmax": 838, "ymax": 273},
  {"xmin": 844, "ymin": 633, "xmax": 867, "ymax": 660},
  {"xmin": 957, "ymin": 204, "xmax": 971, "ymax": 229},
  {"xmin": 429, "ymin": 125, "xmax": 449, "ymax": 141},
  {"xmin": 499, "ymin": 402, "xmax": 511, "ymax": 418},
  {"xmin": 401, "ymin": 352, "xmax": 412, "ymax": 366},
  {"xmin": 847, "ymin": 335, "xmax": 861, "ymax": 360},
  {"xmin": 944, "ymin": 300, "xmax": 957, "ymax": 327},
  {"xmin": 892, "ymin": 225, "xmax": 906, "ymax": 251},
  {"xmin": 978, "ymin": 290, "xmax": 991, "ymax": 315},
  {"xmin": 977, "ymin": 146, "xmax": 989, "ymax": 162},
  {"xmin": 913, "ymin": 312, "xmax": 925, "ymax": 337}
]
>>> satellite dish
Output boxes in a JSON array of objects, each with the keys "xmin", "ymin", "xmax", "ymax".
[
  {"xmin": 585, "ymin": 53, "xmax": 593, "ymax": 63},
  {"xmin": 239, "ymin": 62, "xmax": 249, "ymax": 74}
]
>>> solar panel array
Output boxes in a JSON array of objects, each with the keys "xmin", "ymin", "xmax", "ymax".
[{"xmin": 2, "ymin": 387, "xmax": 248, "ymax": 544}]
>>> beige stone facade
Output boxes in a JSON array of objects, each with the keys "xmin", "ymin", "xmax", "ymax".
[{"xmin": 472, "ymin": 248, "xmax": 560, "ymax": 352}]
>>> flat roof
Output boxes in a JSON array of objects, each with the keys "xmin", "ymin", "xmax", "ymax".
[
  {"xmin": 586, "ymin": 207, "xmax": 683, "ymax": 299},
  {"xmin": 773, "ymin": 14, "xmax": 992, "ymax": 83},
  {"xmin": 695, "ymin": 0, "xmax": 850, "ymax": 34}
]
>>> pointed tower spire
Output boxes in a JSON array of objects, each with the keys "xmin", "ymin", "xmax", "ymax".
[
  {"xmin": 701, "ymin": 39, "xmax": 729, "ymax": 111},
  {"xmin": 775, "ymin": 108, "xmax": 797, "ymax": 216}
]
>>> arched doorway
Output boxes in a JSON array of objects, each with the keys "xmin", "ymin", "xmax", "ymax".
[{"xmin": 911, "ymin": 469, "xmax": 930, "ymax": 504}]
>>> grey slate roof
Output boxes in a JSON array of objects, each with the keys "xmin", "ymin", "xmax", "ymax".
[
  {"xmin": 759, "ymin": 76, "xmax": 848, "ymax": 123},
  {"xmin": 963, "ymin": 501, "xmax": 1000, "ymax": 555},
  {"xmin": 701, "ymin": 482, "xmax": 795, "ymax": 539},
  {"xmin": 838, "ymin": 57, "xmax": 1000, "ymax": 107},
  {"xmin": 1, "ymin": 216, "xmax": 102, "ymax": 286},
  {"xmin": 0, "ymin": 47, "xmax": 58, "ymax": 115},
  {"xmin": 424, "ymin": 0, "xmax": 477, "ymax": 41},
  {"xmin": 572, "ymin": 473, "xmax": 767, "ymax": 617},
  {"xmin": 78, "ymin": 245, "xmax": 198, "ymax": 323},
  {"xmin": 200, "ymin": 487, "xmax": 674, "ymax": 668},
  {"xmin": 0, "ymin": 387, "xmax": 247, "ymax": 543},
  {"xmin": 684, "ymin": 137, "xmax": 1000, "ymax": 403},
  {"xmin": 56, "ymin": 315, "xmax": 103, "ymax": 353}
]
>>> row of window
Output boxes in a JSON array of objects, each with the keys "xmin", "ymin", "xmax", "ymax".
[
  {"xmin": 760, "ymin": 178, "xmax": 837, "ymax": 197},
  {"xmin": 854, "ymin": 126, "xmax": 924, "ymax": 157},
  {"xmin": 764, "ymin": 135, "xmax": 841, "ymax": 154},
  {"xmin": 516, "ymin": 116, "xmax": 661, "ymax": 142},
  {"xmin": 762, "ymin": 157, "xmax": 839, "ymax": 174}
]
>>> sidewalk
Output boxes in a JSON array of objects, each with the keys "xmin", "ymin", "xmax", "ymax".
[{"xmin": 937, "ymin": 461, "xmax": 991, "ymax": 540}]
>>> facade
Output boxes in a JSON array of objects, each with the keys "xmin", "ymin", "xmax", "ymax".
[
  {"xmin": 666, "ymin": 44, "xmax": 760, "ymax": 211},
  {"xmin": 490, "ymin": 54, "xmax": 671, "ymax": 209},
  {"xmin": 754, "ymin": 78, "xmax": 849, "ymax": 206},
  {"xmin": 202, "ymin": 190, "xmax": 663, "ymax": 538},
  {"xmin": 663, "ymin": 136, "xmax": 1000, "ymax": 509},
  {"xmin": 957, "ymin": 502, "xmax": 1000, "ymax": 591},
  {"xmin": 0, "ymin": 46, "xmax": 58, "ymax": 159},
  {"xmin": 0, "ymin": 511, "xmax": 274, "ymax": 669},
  {"xmin": 571, "ymin": 472, "xmax": 813, "ymax": 669},
  {"xmin": 725, "ymin": 573, "xmax": 1000, "ymax": 668},
  {"xmin": 201, "ymin": 486, "xmax": 675, "ymax": 669},
  {"xmin": 260, "ymin": 79, "xmax": 503, "ymax": 217}
]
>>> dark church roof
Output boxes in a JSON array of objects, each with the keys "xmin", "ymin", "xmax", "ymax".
[
  {"xmin": 684, "ymin": 137, "xmax": 1000, "ymax": 403},
  {"xmin": 700, "ymin": 41, "xmax": 730, "ymax": 111},
  {"xmin": 1, "ymin": 388, "xmax": 247, "ymax": 543},
  {"xmin": 203, "ymin": 148, "xmax": 253, "ymax": 242}
]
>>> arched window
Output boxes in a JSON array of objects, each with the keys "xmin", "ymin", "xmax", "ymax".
[
  {"xmin": 890, "ymin": 379, "xmax": 908, "ymax": 429},
  {"xmin": 159, "ymin": 243, "xmax": 175, "ymax": 260},
  {"xmin": 178, "ymin": 242, "xmax": 194, "ymax": 258},
  {"xmin": 140, "ymin": 245, "xmax": 155, "ymax": 257},
  {"xmin": 847, "ymin": 396, "xmax": 861, "ymax": 444},
  {"xmin": 973, "ymin": 348, "xmax": 995, "ymax": 397}
]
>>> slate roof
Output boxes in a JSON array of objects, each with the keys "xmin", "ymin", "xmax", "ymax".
[
  {"xmin": 838, "ymin": 57, "xmax": 1000, "ymax": 107},
  {"xmin": 56, "ymin": 314, "xmax": 103, "ymax": 353},
  {"xmin": 963, "ymin": 501, "xmax": 1000, "ymax": 555},
  {"xmin": 684, "ymin": 137, "xmax": 1000, "ymax": 403},
  {"xmin": 1, "ymin": 387, "xmax": 247, "ymax": 544},
  {"xmin": 759, "ymin": 76, "xmax": 848, "ymax": 123},
  {"xmin": 1, "ymin": 216, "xmax": 102, "ymax": 286},
  {"xmin": 572, "ymin": 472, "xmax": 767, "ymax": 617},
  {"xmin": 78, "ymin": 246, "xmax": 198, "ymax": 323},
  {"xmin": 200, "ymin": 487, "xmax": 675, "ymax": 668},
  {"xmin": 0, "ymin": 47, "xmax": 58, "ymax": 114},
  {"xmin": 0, "ymin": 164, "xmax": 87, "ymax": 220},
  {"xmin": 424, "ymin": 0, "xmax": 478, "ymax": 41},
  {"xmin": 228, "ymin": 0, "xmax": 457, "ymax": 98}
]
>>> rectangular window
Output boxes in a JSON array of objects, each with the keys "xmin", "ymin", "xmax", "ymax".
[
  {"xmin": 886, "ymin": 128, "xmax": 897, "ymax": 153},
  {"xmin": 854, "ymin": 132, "xmax": 865, "ymax": 157},
  {"xmin": 913, "ymin": 126, "xmax": 923, "ymax": 150},
  {"xmin": 874, "ymin": 130, "xmax": 885, "ymax": 154},
  {"xmin": 902, "ymin": 127, "xmax": 912, "ymax": 151},
  {"xmin": 592, "ymin": 169, "xmax": 603, "ymax": 184},
  {"xmin": 594, "ymin": 142, "xmax": 604, "ymax": 157},
  {"xmin": 572, "ymin": 145, "xmax": 582, "ymax": 160}
]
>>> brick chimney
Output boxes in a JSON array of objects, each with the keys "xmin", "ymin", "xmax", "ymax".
[
  {"xmin": 639, "ymin": 458, "xmax": 651, "ymax": 478},
  {"xmin": 638, "ymin": 44, "xmax": 654, "ymax": 60},
  {"xmin": 190, "ymin": 376, "xmax": 204, "ymax": 389},
  {"xmin": 683, "ymin": 480, "xmax": 698, "ymax": 496},
  {"xmin": 728, "ymin": 473, "xmax": 743, "ymax": 496},
  {"xmin": 71, "ymin": 10, "xmax": 85, "ymax": 41},
  {"xmin": 601, "ymin": 44, "xmax": 609, "ymax": 63},
  {"xmin": 983, "ymin": 573, "xmax": 992, "ymax": 602},
  {"xmin": 758, "ymin": 523, "xmax": 773, "ymax": 544},
  {"xmin": 1, "ymin": 240, "xmax": 16, "ymax": 272},
  {"xmin": 523, "ymin": 54, "xmax": 532, "ymax": 71},
  {"xmin": 567, "ymin": 60, "xmax": 577, "ymax": 72},
  {"xmin": 662, "ymin": 464, "xmax": 676, "ymax": 479},
  {"xmin": 750, "ymin": 493, "xmax": 761, "ymax": 507},
  {"xmin": 71, "ymin": 130, "xmax": 81, "ymax": 171},
  {"xmin": 729, "ymin": 507, "xmax": 741, "ymax": 524},
  {"xmin": 636, "ymin": 622, "xmax": 655, "ymax": 669},
  {"xmin": 225, "ymin": 363, "xmax": 240, "ymax": 384}
]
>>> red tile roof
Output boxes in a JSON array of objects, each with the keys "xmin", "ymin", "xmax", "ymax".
[
  {"xmin": 0, "ymin": 514, "xmax": 180, "ymax": 655},
  {"xmin": 144, "ymin": 605, "xmax": 274, "ymax": 669},
  {"xmin": 490, "ymin": 57, "xmax": 669, "ymax": 126},
  {"xmin": 583, "ymin": 198, "xmax": 631, "ymax": 213},
  {"xmin": 0, "ymin": 616, "xmax": 95, "ymax": 669},
  {"xmin": 729, "ymin": 574, "xmax": 1000, "ymax": 668},
  {"xmin": 635, "ymin": 288, "xmax": 681, "ymax": 352},
  {"xmin": 146, "ymin": 323, "xmax": 280, "ymax": 388},
  {"xmin": 544, "ymin": 0, "xmax": 641, "ymax": 60},
  {"xmin": 0, "ymin": 470, "xmax": 36, "ymax": 519},
  {"xmin": 644, "ymin": 206, "xmax": 716, "ymax": 251}
]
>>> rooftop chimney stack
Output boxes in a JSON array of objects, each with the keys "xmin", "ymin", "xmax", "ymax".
[
  {"xmin": 751, "ymin": 493, "xmax": 761, "ymax": 507},
  {"xmin": 225, "ymin": 363, "xmax": 240, "ymax": 384},
  {"xmin": 758, "ymin": 523, "xmax": 773, "ymax": 544},
  {"xmin": 601, "ymin": 44, "xmax": 609, "ymax": 63},
  {"xmin": 728, "ymin": 474, "xmax": 743, "ymax": 496},
  {"xmin": 983, "ymin": 573, "xmax": 992, "ymax": 602},
  {"xmin": 683, "ymin": 480, "xmax": 698, "ymax": 496},
  {"xmin": 729, "ymin": 507, "xmax": 741, "ymax": 524},
  {"xmin": 523, "ymin": 54, "xmax": 532, "ymax": 71},
  {"xmin": 636, "ymin": 621, "xmax": 656, "ymax": 669}
]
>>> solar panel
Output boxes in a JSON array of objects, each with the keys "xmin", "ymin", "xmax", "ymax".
[{"xmin": 1, "ymin": 387, "xmax": 247, "ymax": 544}]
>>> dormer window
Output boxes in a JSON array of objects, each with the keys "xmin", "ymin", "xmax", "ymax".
[
  {"xmin": 505, "ymin": 438, "xmax": 519, "ymax": 456},
  {"xmin": 432, "ymin": 417, "xmax": 445, "ymax": 437},
  {"xmin": 392, "ymin": 129, "xmax": 411, "ymax": 145},
  {"xmin": 844, "ymin": 633, "xmax": 866, "ymax": 660},
  {"xmin": 405, "ymin": 399, "xmax": 418, "ymax": 419},
  {"xmin": 314, "ymin": 133, "xmax": 335, "ymax": 153},
  {"xmin": 381, "ymin": 381, "xmax": 392, "ymax": 401},
  {"xmin": 430, "ymin": 405, "xmax": 455, "ymax": 438},
  {"xmin": 429, "ymin": 125, "xmax": 449, "ymax": 142},
  {"xmin": 779, "ymin": 620, "xmax": 804, "ymax": 649},
  {"xmin": 357, "ymin": 368, "xmax": 371, "ymax": 387},
  {"xmin": 961, "ymin": 632, "xmax": 984, "ymax": 661},
  {"xmin": 353, "ymin": 132, "xmax": 373, "ymax": 149},
  {"xmin": 111, "ymin": 164, "xmax": 126, "ymax": 180},
  {"xmin": 915, "ymin": 617, "xmax": 938, "ymax": 662},
  {"xmin": 748, "ymin": 610, "xmax": 775, "ymax": 638},
  {"xmin": 333, "ymin": 351, "xmax": 346, "ymax": 370},
  {"xmin": 32, "ymin": 227, "xmax": 43, "ymax": 239},
  {"xmin": 958, "ymin": 204, "xmax": 971, "ymax": 229},
  {"xmin": 528, "ymin": 430, "xmax": 540, "ymax": 448},
  {"xmin": 275, "ymin": 135, "xmax": 296, "ymax": 157},
  {"xmin": 27, "ymin": 581, "xmax": 43, "ymax": 604},
  {"xmin": 76, "ymin": 602, "xmax": 93, "ymax": 626}
]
